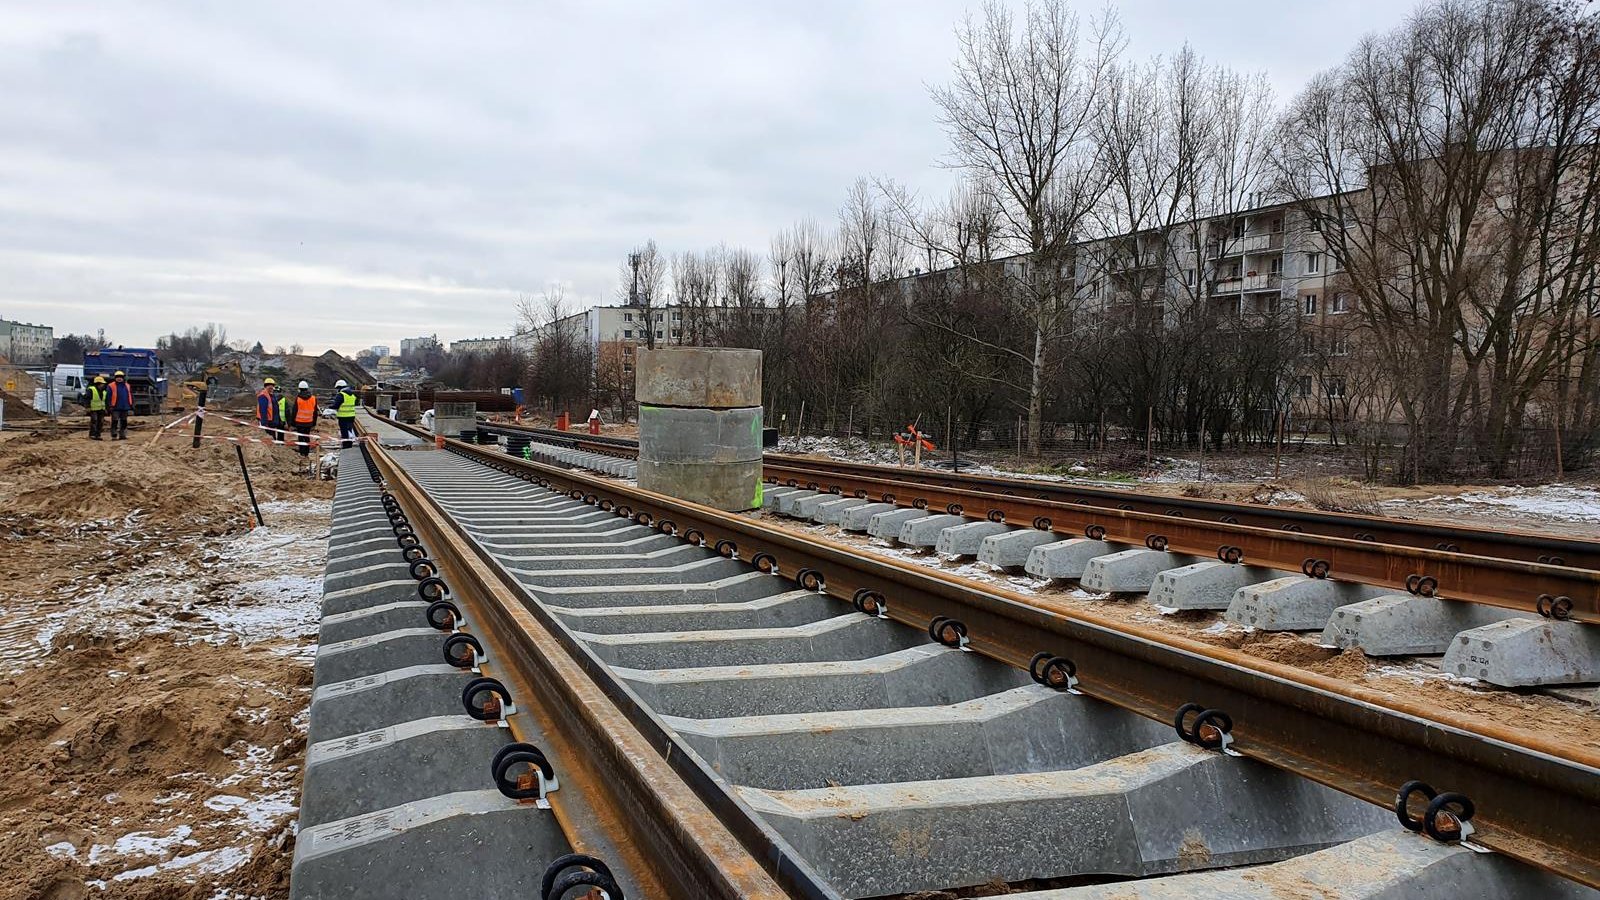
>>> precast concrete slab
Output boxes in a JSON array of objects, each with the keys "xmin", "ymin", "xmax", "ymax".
[
  {"xmin": 740, "ymin": 742, "xmax": 1393, "ymax": 899},
  {"xmin": 479, "ymin": 544, "xmax": 714, "ymax": 571},
  {"xmin": 1150, "ymin": 560, "xmax": 1280, "ymax": 611},
  {"xmin": 867, "ymin": 507, "xmax": 931, "ymax": 540},
  {"xmin": 313, "ymin": 627, "xmax": 449, "ymax": 684},
  {"xmin": 977, "ymin": 528, "xmax": 1058, "ymax": 569},
  {"xmin": 326, "ymin": 546, "xmax": 411, "ymax": 575},
  {"xmin": 574, "ymin": 613, "xmax": 926, "ymax": 669},
  {"xmin": 290, "ymin": 791, "xmax": 569, "ymax": 900},
  {"xmin": 324, "ymin": 561, "xmax": 414, "ymax": 592},
  {"xmin": 1015, "ymin": 829, "xmax": 1599, "ymax": 899},
  {"xmin": 319, "ymin": 601, "xmax": 430, "ymax": 644},
  {"xmin": 549, "ymin": 590, "xmax": 839, "ymax": 635},
  {"xmin": 789, "ymin": 491, "xmax": 839, "ymax": 520},
  {"xmin": 1442, "ymin": 617, "xmax": 1600, "ymax": 686},
  {"xmin": 813, "ymin": 496, "xmax": 871, "ymax": 525},
  {"xmin": 1024, "ymin": 538, "xmax": 1116, "ymax": 580},
  {"xmin": 618, "ymin": 645, "xmax": 1030, "ymax": 719},
  {"xmin": 1323, "ymin": 594, "xmax": 1528, "ymax": 656},
  {"xmin": 476, "ymin": 525, "xmax": 650, "ymax": 548},
  {"xmin": 840, "ymin": 502, "xmax": 897, "ymax": 531},
  {"xmin": 321, "ymin": 580, "xmax": 424, "ymax": 617},
  {"xmin": 761, "ymin": 485, "xmax": 801, "ymax": 510},
  {"xmin": 777, "ymin": 489, "xmax": 821, "ymax": 516},
  {"xmin": 668, "ymin": 686, "xmax": 1173, "ymax": 790},
  {"xmin": 1226, "ymin": 576, "xmax": 1386, "ymax": 631},
  {"xmin": 306, "ymin": 665, "xmax": 469, "ymax": 742},
  {"xmin": 1081, "ymin": 549, "xmax": 1201, "ymax": 594},
  {"xmin": 524, "ymin": 571, "xmax": 794, "ymax": 609},
  {"xmin": 935, "ymin": 520, "xmax": 1013, "ymax": 557},
  {"xmin": 486, "ymin": 534, "xmax": 680, "ymax": 558},
  {"xmin": 299, "ymin": 717, "xmax": 507, "ymax": 827},
  {"xmin": 508, "ymin": 555, "xmax": 747, "ymax": 587},
  {"xmin": 898, "ymin": 514, "xmax": 969, "ymax": 547}
]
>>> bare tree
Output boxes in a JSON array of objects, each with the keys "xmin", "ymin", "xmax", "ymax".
[
  {"xmin": 517, "ymin": 287, "xmax": 592, "ymax": 417},
  {"xmin": 929, "ymin": 0, "xmax": 1125, "ymax": 454}
]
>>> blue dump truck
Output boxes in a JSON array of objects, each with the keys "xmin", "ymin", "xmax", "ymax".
[{"xmin": 84, "ymin": 348, "xmax": 168, "ymax": 415}]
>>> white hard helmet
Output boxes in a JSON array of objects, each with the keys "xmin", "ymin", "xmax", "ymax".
[
  {"xmin": 335, "ymin": 379, "xmax": 348, "ymax": 388},
  {"xmin": 298, "ymin": 380, "xmax": 310, "ymax": 389}
]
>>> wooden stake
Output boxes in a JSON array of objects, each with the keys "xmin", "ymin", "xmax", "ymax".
[{"xmin": 191, "ymin": 388, "xmax": 208, "ymax": 449}]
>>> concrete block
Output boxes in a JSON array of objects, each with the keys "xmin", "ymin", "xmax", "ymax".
[
  {"xmin": 300, "ymin": 718, "xmax": 506, "ymax": 827},
  {"xmin": 635, "ymin": 347, "xmax": 762, "ymax": 408},
  {"xmin": 637, "ymin": 404, "xmax": 762, "ymax": 463},
  {"xmin": 791, "ymin": 492, "xmax": 837, "ymax": 520},
  {"xmin": 1150, "ymin": 561, "xmax": 1279, "ymax": 611},
  {"xmin": 866, "ymin": 508, "xmax": 929, "ymax": 540},
  {"xmin": 898, "ymin": 514, "xmax": 969, "ymax": 548},
  {"xmin": 1024, "ymin": 539, "xmax": 1115, "ymax": 581},
  {"xmin": 741, "ymin": 743, "xmax": 1393, "ymax": 899},
  {"xmin": 813, "ymin": 496, "xmax": 870, "ymax": 525},
  {"xmin": 935, "ymin": 521, "xmax": 1013, "ymax": 557},
  {"xmin": 1442, "ymin": 618, "xmax": 1600, "ymax": 687},
  {"xmin": 775, "ymin": 488, "xmax": 820, "ymax": 516},
  {"xmin": 635, "ymin": 457, "xmax": 764, "ymax": 512},
  {"xmin": 1323, "ymin": 595, "xmax": 1526, "ymax": 656},
  {"xmin": 1030, "ymin": 829, "xmax": 1598, "ymax": 899},
  {"xmin": 1081, "ymin": 549, "xmax": 1199, "ymax": 594},
  {"xmin": 977, "ymin": 529, "xmax": 1058, "ymax": 570},
  {"xmin": 761, "ymin": 485, "xmax": 801, "ymax": 510},
  {"xmin": 577, "ymin": 614, "xmax": 927, "ymax": 669},
  {"xmin": 1226, "ymin": 577, "xmax": 1385, "ymax": 631},
  {"xmin": 290, "ymin": 791, "xmax": 568, "ymax": 900},
  {"xmin": 840, "ymin": 502, "xmax": 897, "ymax": 531}
]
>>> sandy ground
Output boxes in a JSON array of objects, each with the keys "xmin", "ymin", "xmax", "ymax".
[
  {"xmin": 751, "ymin": 509, "xmax": 1600, "ymax": 757},
  {"xmin": 0, "ymin": 414, "xmax": 334, "ymax": 900}
]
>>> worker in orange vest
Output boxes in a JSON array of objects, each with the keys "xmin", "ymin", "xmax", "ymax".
[
  {"xmin": 290, "ymin": 380, "xmax": 319, "ymax": 459},
  {"xmin": 257, "ymin": 377, "xmax": 283, "ymax": 442},
  {"xmin": 107, "ymin": 371, "xmax": 134, "ymax": 440}
]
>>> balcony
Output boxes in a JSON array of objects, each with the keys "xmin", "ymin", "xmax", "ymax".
[
  {"xmin": 1208, "ymin": 232, "xmax": 1285, "ymax": 258},
  {"xmin": 1211, "ymin": 272, "xmax": 1282, "ymax": 293}
]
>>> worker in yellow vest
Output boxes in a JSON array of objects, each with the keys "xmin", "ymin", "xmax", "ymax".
[
  {"xmin": 334, "ymin": 379, "xmax": 358, "ymax": 448},
  {"xmin": 86, "ymin": 375, "xmax": 108, "ymax": 440}
]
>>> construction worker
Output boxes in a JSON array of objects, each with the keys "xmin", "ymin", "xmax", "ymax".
[
  {"xmin": 256, "ymin": 377, "xmax": 282, "ymax": 441},
  {"xmin": 290, "ymin": 380, "xmax": 319, "ymax": 460},
  {"xmin": 86, "ymin": 375, "xmax": 108, "ymax": 440},
  {"xmin": 107, "ymin": 370, "xmax": 134, "ymax": 440},
  {"xmin": 333, "ymin": 379, "xmax": 359, "ymax": 449}
]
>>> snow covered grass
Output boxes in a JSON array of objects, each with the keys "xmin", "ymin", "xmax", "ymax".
[{"xmin": 1383, "ymin": 483, "xmax": 1600, "ymax": 525}]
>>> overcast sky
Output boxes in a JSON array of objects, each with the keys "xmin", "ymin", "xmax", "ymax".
[{"xmin": 0, "ymin": 1, "xmax": 1422, "ymax": 356}]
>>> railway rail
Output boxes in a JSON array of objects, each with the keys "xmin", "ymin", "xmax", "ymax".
[
  {"xmin": 474, "ymin": 421, "xmax": 1600, "ymax": 624},
  {"xmin": 295, "ymin": 411, "xmax": 1600, "ymax": 899}
]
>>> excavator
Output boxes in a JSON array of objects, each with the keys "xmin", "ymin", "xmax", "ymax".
[{"xmin": 178, "ymin": 360, "xmax": 248, "ymax": 406}]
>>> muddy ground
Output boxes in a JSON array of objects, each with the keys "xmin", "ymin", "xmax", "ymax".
[{"xmin": 0, "ymin": 413, "xmax": 335, "ymax": 900}]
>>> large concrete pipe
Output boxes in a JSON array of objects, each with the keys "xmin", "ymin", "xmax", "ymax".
[{"xmin": 635, "ymin": 348, "xmax": 763, "ymax": 511}]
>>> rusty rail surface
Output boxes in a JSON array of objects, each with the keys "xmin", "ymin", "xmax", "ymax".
[
  {"xmin": 364, "ymin": 435, "xmax": 814, "ymax": 900},
  {"xmin": 475, "ymin": 421, "xmax": 1600, "ymax": 570},
  {"xmin": 474, "ymin": 422, "xmax": 1600, "ymax": 622},
  {"xmin": 432, "ymin": 432, "xmax": 1600, "ymax": 890}
]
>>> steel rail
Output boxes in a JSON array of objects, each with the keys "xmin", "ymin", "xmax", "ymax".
[
  {"xmin": 468, "ymin": 421, "xmax": 1599, "ymax": 622},
  {"xmin": 434, "ymin": 432, "xmax": 1600, "ymax": 890},
  {"xmin": 363, "ymin": 437, "xmax": 805, "ymax": 900},
  {"xmin": 475, "ymin": 421, "xmax": 1600, "ymax": 570}
]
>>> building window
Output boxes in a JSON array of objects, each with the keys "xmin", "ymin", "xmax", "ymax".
[
  {"xmin": 1305, "ymin": 252, "xmax": 1321, "ymax": 275},
  {"xmin": 624, "ymin": 312, "xmax": 633, "ymax": 322},
  {"xmin": 1331, "ymin": 335, "xmax": 1350, "ymax": 357},
  {"xmin": 1268, "ymin": 257, "xmax": 1283, "ymax": 276},
  {"xmin": 1232, "ymin": 220, "xmax": 1245, "ymax": 239},
  {"xmin": 672, "ymin": 328, "xmax": 681, "ymax": 338},
  {"xmin": 1184, "ymin": 269, "xmax": 1196, "ymax": 286},
  {"xmin": 1270, "ymin": 217, "xmax": 1283, "ymax": 233},
  {"xmin": 1297, "ymin": 374, "xmax": 1313, "ymax": 397},
  {"xmin": 1331, "ymin": 293, "xmax": 1348, "ymax": 314},
  {"xmin": 672, "ymin": 311, "xmax": 682, "ymax": 321},
  {"xmin": 1303, "ymin": 294, "xmax": 1318, "ymax": 316},
  {"xmin": 623, "ymin": 329, "xmax": 632, "ymax": 338},
  {"xmin": 1325, "ymin": 377, "xmax": 1346, "ymax": 399},
  {"xmin": 656, "ymin": 330, "xmax": 663, "ymax": 339},
  {"xmin": 1301, "ymin": 334, "xmax": 1317, "ymax": 355}
]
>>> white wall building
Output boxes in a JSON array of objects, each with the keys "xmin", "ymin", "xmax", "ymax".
[{"xmin": 0, "ymin": 319, "xmax": 54, "ymax": 366}]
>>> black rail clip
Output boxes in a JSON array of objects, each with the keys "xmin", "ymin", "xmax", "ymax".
[
  {"xmin": 1174, "ymin": 702, "xmax": 1239, "ymax": 755},
  {"xmin": 1395, "ymin": 781, "xmax": 1481, "ymax": 848}
]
